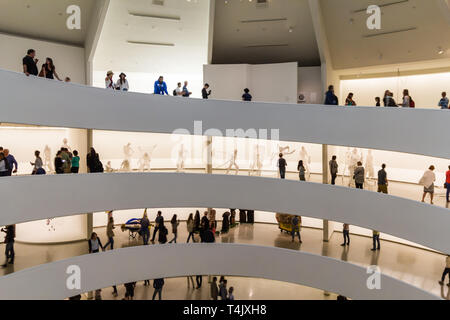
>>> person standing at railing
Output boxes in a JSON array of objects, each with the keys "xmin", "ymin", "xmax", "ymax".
[
  {"xmin": 242, "ymin": 88, "xmax": 252, "ymax": 102},
  {"xmin": 154, "ymin": 76, "xmax": 168, "ymax": 95},
  {"xmin": 182, "ymin": 81, "xmax": 192, "ymax": 97},
  {"xmin": 22, "ymin": 49, "xmax": 38, "ymax": 77},
  {"xmin": 324, "ymin": 85, "xmax": 338, "ymax": 105},
  {"xmin": 105, "ymin": 71, "xmax": 115, "ymax": 90},
  {"xmin": 202, "ymin": 83, "xmax": 212, "ymax": 99},
  {"xmin": 438, "ymin": 92, "xmax": 449, "ymax": 110},
  {"xmin": 0, "ymin": 152, "xmax": 10, "ymax": 177},
  {"xmin": 345, "ymin": 93, "xmax": 356, "ymax": 106},
  {"xmin": 115, "ymin": 73, "xmax": 129, "ymax": 91},
  {"xmin": 1, "ymin": 225, "xmax": 15, "ymax": 267}
]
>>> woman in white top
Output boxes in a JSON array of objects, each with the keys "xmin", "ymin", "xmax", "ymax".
[
  {"xmin": 105, "ymin": 70, "xmax": 115, "ymax": 90},
  {"xmin": 30, "ymin": 150, "xmax": 43, "ymax": 175},
  {"xmin": 116, "ymin": 73, "xmax": 129, "ymax": 91},
  {"xmin": 419, "ymin": 165, "xmax": 436, "ymax": 204}
]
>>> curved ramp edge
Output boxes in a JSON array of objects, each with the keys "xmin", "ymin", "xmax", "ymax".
[
  {"xmin": 0, "ymin": 244, "xmax": 440, "ymax": 300},
  {"xmin": 0, "ymin": 173, "xmax": 449, "ymax": 253},
  {"xmin": 0, "ymin": 69, "xmax": 449, "ymax": 159}
]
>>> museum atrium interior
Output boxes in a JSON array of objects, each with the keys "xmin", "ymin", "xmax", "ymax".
[{"xmin": 0, "ymin": 0, "xmax": 449, "ymax": 301}]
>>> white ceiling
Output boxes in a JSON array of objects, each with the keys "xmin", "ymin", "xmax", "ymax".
[
  {"xmin": 320, "ymin": 0, "xmax": 450, "ymax": 69},
  {"xmin": 0, "ymin": 0, "xmax": 95, "ymax": 46},
  {"xmin": 212, "ymin": 0, "xmax": 320, "ymax": 66},
  {"xmin": 94, "ymin": 0, "xmax": 211, "ymax": 74}
]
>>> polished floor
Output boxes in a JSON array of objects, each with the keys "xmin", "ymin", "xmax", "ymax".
[{"xmin": 1, "ymin": 222, "xmax": 449, "ymax": 300}]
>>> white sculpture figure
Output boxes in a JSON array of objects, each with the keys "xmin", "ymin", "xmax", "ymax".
[
  {"xmin": 299, "ymin": 146, "xmax": 312, "ymax": 180},
  {"xmin": 348, "ymin": 148, "xmax": 363, "ymax": 186},
  {"xmin": 176, "ymin": 143, "xmax": 187, "ymax": 172},
  {"xmin": 365, "ymin": 150, "xmax": 375, "ymax": 179},
  {"xmin": 139, "ymin": 153, "xmax": 151, "ymax": 171},
  {"xmin": 123, "ymin": 143, "xmax": 134, "ymax": 164},
  {"xmin": 120, "ymin": 159, "xmax": 131, "ymax": 172},
  {"xmin": 249, "ymin": 144, "xmax": 264, "ymax": 176},
  {"xmin": 61, "ymin": 138, "xmax": 71, "ymax": 152},
  {"xmin": 43, "ymin": 145, "xmax": 53, "ymax": 172},
  {"xmin": 105, "ymin": 161, "xmax": 115, "ymax": 173},
  {"xmin": 271, "ymin": 144, "xmax": 295, "ymax": 164},
  {"xmin": 138, "ymin": 145, "xmax": 157, "ymax": 172},
  {"xmin": 225, "ymin": 148, "xmax": 239, "ymax": 175}
]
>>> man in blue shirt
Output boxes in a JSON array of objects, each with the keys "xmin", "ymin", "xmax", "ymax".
[
  {"xmin": 324, "ymin": 85, "xmax": 339, "ymax": 105},
  {"xmin": 3, "ymin": 149, "xmax": 17, "ymax": 176},
  {"xmin": 154, "ymin": 76, "xmax": 168, "ymax": 95},
  {"xmin": 182, "ymin": 81, "xmax": 192, "ymax": 97},
  {"xmin": 438, "ymin": 92, "xmax": 449, "ymax": 109}
]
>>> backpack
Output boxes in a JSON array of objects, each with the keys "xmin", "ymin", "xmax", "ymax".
[
  {"xmin": 173, "ymin": 89, "xmax": 177, "ymax": 96},
  {"xmin": 409, "ymin": 98, "xmax": 415, "ymax": 108}
]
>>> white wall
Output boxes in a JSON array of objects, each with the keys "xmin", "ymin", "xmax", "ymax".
[
  {"xmin": 203, "ymin": 62, "xmax": 298, "ymax": 103},
  {"xmin": 340, "ymin": 72, "xmax": 450, "ymax": 109},
  {"xmin": 298, "ymin": 66, "xmax": 322, "ymax": 104},
  {"xmin": 0, "ymin": 33, "xmax": 86, "ymax": 84}
]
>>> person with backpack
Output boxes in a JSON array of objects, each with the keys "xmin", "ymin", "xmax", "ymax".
[
  {"xmin": 400, "ymin": 89, "xmax": 414, "ymax": 108},
  {"xmin": 438, "ymin": 92, "xmax": 449, "ymax": 109}
]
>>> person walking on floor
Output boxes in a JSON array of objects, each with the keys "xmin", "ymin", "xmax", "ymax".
[
  {"xmin": 152, "ymin": 278, "xmax": 165, "ymax": 300},
  {"xmin": 228, "ymin": 287, "xmax": 235, "ymax": 300},
  {"xmin": 186, "ymin": 213, "xmax": 196, "ymax": 243},
  {"xmin": 278, "ymin": 153, "xmax": 287, "ymax": 179},
  {"xmin": 104, "ymin": 215, "xmax": 115, "ymax": 250},
  {"xmin": 151, "ymin": 211, "xmax": 164, "ymax": 243},
  {"xmin": 88, "ymin": 232, "xmax": 104, "ymax": 253},
  {"xmin": 419, "ymin": 166, "xmax": 436, "ymax": 204},
  {"xmin": 210, "ymin": 277, "xmax": 219, "ymax": 300},
  {"xmin": 291, "ymin": 216, "xmax": 302, "ymax": 243},
  {"xmin": 329, "ymin": 156, "xmax": 338, "ymax": 185},
  {"xmin": 439, "ymin": 255, "xmax": 450, "ymax": 286},
  {"xmin": 445, "ymin": 165, "xmax": 450, "ymax": 203},
  {"xmin": 124, "ymin": 282, "xmax": 136, "ymax": 300},
  {"xmin": 219, "ymin": 280, "xmax": 228, "ymax": 300},
  {"xmin": 341, "ymin": 223, "xmax": 350, "ymax": 246},
  {"xmin": 1, "ymin": 225, "xmax": 15, "ymax": 267},
  {"xmin": 187, "ymin": 276, "xmax": 195, "ymax": 289},
  {"xmin": 140, "ymin": 209, "xmax": 150, "ymax": 245},
  {"xmin": 371, "ymin": 230, "xmax": 381, "ymax": 251},
  {"xmin": 377, "ymin": 164, "xmax": 388, "ymax": 194},
  {"xmin": 353, "ymin": 161, "xmax": 365, "ymax": 189},
  {"xmin": 169, "ymin": 214, "xmax": 179, "ymax": 243},
  {"xmin": 196, "ymin": 275, "xmax": 203, "ymax": 289}
]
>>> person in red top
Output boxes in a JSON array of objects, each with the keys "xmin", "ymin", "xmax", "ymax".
[{"xmin": 446, "ymin": 165, "xmax": 450, "ymax": 203}]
